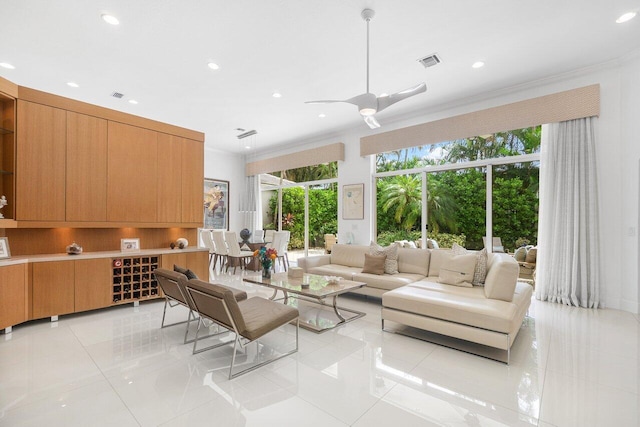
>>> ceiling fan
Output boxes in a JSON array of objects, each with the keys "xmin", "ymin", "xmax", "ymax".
[{"xmin": 306, "ymin": 8, "xmax": 426, "ymax": 129}]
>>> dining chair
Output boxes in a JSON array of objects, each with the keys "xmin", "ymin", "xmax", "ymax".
[
  {"xmin": 211, "ymin": 230, "xmax": 228, "ymax": 272},
  {"xmin": 272, "ymin": 231, "xmax": 290, "ymax": 271},
  {"xmin": 253, "ymin": 229, "xmax": 265, "ymax": 243},
  {"xmin": 224, "ymin": 231, "xmax": 254, "ymax": 274},
  {"xmin": 264, "ymin": 230, "xmax": 275, "ymax": 245},
  {"xmin": 200, "ymin": 229, "xmax": 216, "ymax": 268}
]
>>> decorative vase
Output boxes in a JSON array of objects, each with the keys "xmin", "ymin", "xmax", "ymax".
[{"xmin": 262, "ymin": 265, "xmax": 271, "ymax": 279}]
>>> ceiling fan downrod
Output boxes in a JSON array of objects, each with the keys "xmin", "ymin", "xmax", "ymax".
[{"xmin": 361, "ymin": 9, "xmax": 375, "ymax": 94}]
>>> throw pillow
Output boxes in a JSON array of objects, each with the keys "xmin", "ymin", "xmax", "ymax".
[
  {"xmin": 438, "ymin": 253, "xmax": 477, "ymax": 287},
  {"xmin": 369, "ymin": 242, "xmax": 399, "ymax": 274},
  {"xmin": 361, "ymin": 253, "xmax": 386, "ymax": 275},
  {"xmin": 514, "ymin": 246, "xmax": 527, "ymax": 262},
  {"xmin": 406, "ymin": 241, "xmax": 417, "ymax": 249},
  {"xmin": 525, "ymin": 247, "xmax": 537, "ymax": 264},
  {"xmin": 174, "ymin": 264, "xmax": 198, "ymax": 280},
  {"xmin": 451, "ymin": 243, "xmax": 488, "ymax": 286},
  {"xmin": 427, "ymin": 239, "xmax": 439, "ymax": 249}
]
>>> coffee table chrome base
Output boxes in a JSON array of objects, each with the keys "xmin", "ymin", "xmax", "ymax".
[{"xmin": 271, "ymin": 290, "xmax": 365, "ymax": 333}]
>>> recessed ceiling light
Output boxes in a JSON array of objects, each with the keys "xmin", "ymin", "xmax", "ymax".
[
  {"xmin": 616, "ymin": 11, "xmax": 637, "ymax": 23},
  {"xmin": 244, "ymin": 145, "xmax": 251, "ymax": 150},
  {"xmin": 472, "ymin": 61, "xmax": 485, "ymax": 69},
  {"xmin": 272, "ymin": 92, "xmax": 282, "ymax": 98},
  {"xmin": 319, "ymin": 113, "xmax": 326, "ymax": 118},
  {"xmin": 67, "ymin": 82, "xmax": 79, "ymax": 88},
  {"xmin": 379, "ymin": 93, "xmax": 389, "ymax": 97},
  {"xmin": 0, "ymin": 62, "xmax": 15, "ymax": 69},
  {"xmin": 101, "ymin": 14, "xmax": 119, "ymax": 25},
  {"xmin": 207, "ymin": 62, "xmax": 220, "ymax": 70},
  {"xmin": 128, "ymin": 99, "xmax": 138, "ymax": 104}
]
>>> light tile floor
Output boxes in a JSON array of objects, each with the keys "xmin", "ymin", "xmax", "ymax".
[{"xmin": 1, "ymin": 269, "xmax": 638, "ymax": 426}]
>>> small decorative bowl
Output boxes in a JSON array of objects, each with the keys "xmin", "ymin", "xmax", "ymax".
[
  {"xmin": 324, "ymin": 276, "xmax": 342, "ymax": 285},
  {"xmin": 66, "ymin": 242, "xmax": 83, "ymax": 255}
]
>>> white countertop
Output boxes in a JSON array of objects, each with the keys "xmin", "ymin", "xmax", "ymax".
[{"xmin": 0, "ymin": 246, "xmax": 208, "ymax": 266}]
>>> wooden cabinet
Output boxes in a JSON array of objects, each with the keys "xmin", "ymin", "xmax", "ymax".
[
  {"xmin": 16, "ymin": 101, "xmax": 66, "ymax": 221},
  {"xmin": 0, "ymin": 88, "xmax": 16, "ymax": 221},
  {"xmin": 157, "ymin": 133, "xmax": 183, "ymax": 223},
  {"xmin": 0, "ymin": 263, "xmax": 27, "ymax": 330},
  {"xmin": 186, "ymin": 250, "xmax": 209, "ymax": 281},
  {"xmin": 66, "ymin": 112, "xmax": 108, "ymax": 221},
  {"xmin": 161, "ymin": 250, "xmax": 209, "ymax": 281},
  {"xmin": 32, "ymin": 261, "xmax": 75, "ymax": 319},
  {"xmin": 181, "ymin": 138, "xmax": 204, "ymax": 224},
  {"xmin": 107, "ymin": 122, "xmax": 158, "ymax": 222},
  {"xmin": 75, "ymin": 258, "xmax": 111, "ymax": 312}
]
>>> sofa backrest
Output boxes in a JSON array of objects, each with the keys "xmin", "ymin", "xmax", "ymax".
[
  {"xmin": 427, "ymin": 249, "xmax": 454, "ymax": 277},
  {"xmin": 484, "ymin": 253, "xmax": 519, "ymax": 301},
  {"xmin": 330, "ymin": 244, "xmax": 368, "ymax": 268},
  {"xmin": 397, "ymin": 248, "xmax": 430, "ymax": 276}
]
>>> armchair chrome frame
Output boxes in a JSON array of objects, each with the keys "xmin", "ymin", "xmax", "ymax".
[
  {"xmin": 186, "ymin": 282, "xmax": 299, "ymax": 380},
  {"xmin": 154, "ymin": 269, "xmax": 199, "ymax": 344}
]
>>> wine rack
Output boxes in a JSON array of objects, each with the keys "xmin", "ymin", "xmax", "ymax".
[{"xmin": 111, "ymin": 256, "xmax": 159, "ymax": 304}]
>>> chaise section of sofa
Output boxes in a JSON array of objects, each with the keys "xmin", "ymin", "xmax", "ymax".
[{"xmin": 381, "ymin": 252, "xmax": 533, "ymax": 362}]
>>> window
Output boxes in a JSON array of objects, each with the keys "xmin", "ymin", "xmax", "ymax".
[{"xmin": 375, "ymin": 127, "xmax": 540, "ymax": 249}]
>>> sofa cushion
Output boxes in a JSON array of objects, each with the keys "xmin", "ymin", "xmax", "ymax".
[
  {"xmin": 484, "ymin": 253, "xmax": 519, "ymax": 302},
  {"xmin": 330, "ymin": 244, "xmax": 368, "ymax": 268},
  {"xmin": 427, "ymin": 249, "xmax": 454, "ymax": 277},
  {"xmin": 382, "ymin": 286, "xmax": 521, "ymax": 333},
  {"xmin": 438, "ymin": 253, "xmax": 476, "ymax": 287},
  {"xmin": 451, "ymin": 244, "xmax": 488, "ymax": 286},
  {"xmin": 370, "ymin": 242, "xmax": 399, "ymax": 274},
  {"xmin": 362, "ymin": 253, "xmax": 386, "ymax": 275},
  {"xmin": 352, "ymin": 272, "xmax": 425, "ymax": 291},
  {"xmin": 397, "ymin": 247, "xmax": 430, "ymax": 276},
  {"xmin": 307, "ymin": 264, "xmax": 360, "ymax": 280},
  {"xmin": 407, "ymin": 279, "xmax": 487, "ymax": 299}
]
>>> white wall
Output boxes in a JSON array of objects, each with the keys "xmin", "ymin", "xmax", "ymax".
[
  {"xmin": 203, "ymin": 147, "xmax": 245, "ymax": 233},
  {"xmin": 241, "ymin": 52, "xmax": 640, "ymax": 313}
]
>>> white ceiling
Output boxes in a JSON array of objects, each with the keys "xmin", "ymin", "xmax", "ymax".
[{"xmin": 1, "ymin": 0, "xmax": 639, "ymax": 154}]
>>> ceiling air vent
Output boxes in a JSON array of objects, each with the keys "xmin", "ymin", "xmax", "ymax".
[
  {"xmin": 237, "ymin": 129, "xmax": 257, "ymax": 139},
  {"xmin": 417, "ymin": 53, "xmax": 441, "ymax": 69},
  {"xmin": 111, "ymin": 91, "xmax": 124, "ymax": 99}
]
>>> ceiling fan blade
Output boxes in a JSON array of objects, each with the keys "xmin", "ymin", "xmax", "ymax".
[
  {"xmin": 363, "ymin": 115, "xmax": 380, "ymax": 129},
  {"xmin": 304, "ymin": 100, "xmax": 347, "ymax": 104},
  {"xmin": 377, "ymin": 82, "xmax": 427, "ymax": 112}
]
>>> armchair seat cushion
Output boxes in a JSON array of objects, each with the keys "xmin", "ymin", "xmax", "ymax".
[{"xmin": 238, "ymin": 297, "xmax": 299, "ymax": 341}]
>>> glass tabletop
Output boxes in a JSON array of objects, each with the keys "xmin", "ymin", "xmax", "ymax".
[{"xmin": 244, "ymin": 272, "xmax": 365, "ymax": 298}]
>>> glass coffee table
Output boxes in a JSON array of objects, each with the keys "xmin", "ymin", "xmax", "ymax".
[{"xmin": 244, "ymin": 273, "xmax": 366, "ymax": 333}]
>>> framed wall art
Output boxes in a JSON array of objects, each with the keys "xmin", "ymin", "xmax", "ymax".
[
  {"xmin": 343, "ymin": 183, "xmax": 364, "ymax": 220},
  {"xmin": 121, "ymin": 238, "xmax": 140, "ymax": 253},
  {"xmin": 0, "ymin": 237, "xmax": 11, "ymax": 259},
  {"xmin": 204, "ymin": 178, "xmax": 229, "ymax": 230}
]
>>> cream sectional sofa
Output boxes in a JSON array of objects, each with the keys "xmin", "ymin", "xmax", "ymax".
[{"xmin": 297, "ymin": 244, "xmax": 532, "ymax": 362}]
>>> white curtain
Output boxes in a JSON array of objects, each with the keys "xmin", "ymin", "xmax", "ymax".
[
  {"xmin": 536, "ymin": 117, "xmax": 600, "ymax": 308},
  {"xmin": 238, "ymin": 175, "xmax": 261, "ymax": 231}
]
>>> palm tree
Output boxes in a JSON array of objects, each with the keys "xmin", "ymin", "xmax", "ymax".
[
  {"xmin": 378, "ymin": 174, "xmax": 457, "ymax": 232},
  {"xmin": 379, "ymin": 175, "xmax": 422, "ymax": 231}
]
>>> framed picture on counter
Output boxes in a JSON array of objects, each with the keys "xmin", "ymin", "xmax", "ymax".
[
  {"xmin": 204, "ymin": 178, "xmax": 229, "ymax": 230},
  {"xmin": 121, "ymin": 238, "xmax": 140, "ymax": 253},
  {"xmin": 0, "ymin": 237, "xmax": 10, "ymax": 259}
]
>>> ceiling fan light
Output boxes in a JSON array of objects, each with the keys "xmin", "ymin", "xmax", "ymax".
[
  {"xmin": 616, "ymin": 11, "xmax": 637, "ymax": 23},
  {"xmin": 360, "ymin": 107, "xmax": 376, "ymax": 116}
]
